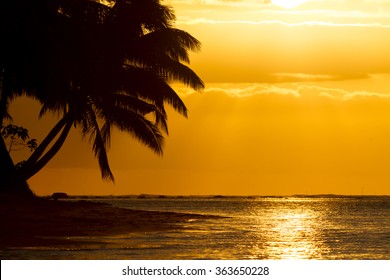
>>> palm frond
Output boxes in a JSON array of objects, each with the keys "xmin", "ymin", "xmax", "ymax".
[
  {"xmin": 158, "ymin": 59, "xmax": 205, "ymax": 91},
  {"xmin": 58, "ymin": 0, "xmax": 112, "ymax": 25},
  {"xmin": 136, "ymin": 28, "xmax": 201, "ymax": 63},
  {"xmin": 120, "ymin": 66, "xmax": 189, "ymax": 117},
  {"xmin": 112, "ymin": 0, "xmax": 175, "ymax": 31},
  {"xmin": 94, "ymin": 91, "xmax": 169, "ymax": 135},
  {"xmin": 80, "ymin": 103, "xmax": 114, "ymax": 181},
  {"xmin": 109, "ymin": 92, "xmax": 156, "ymax": 115},
  {"xmin": 101, "ymin": 120, "xmax": 111, "ymax": 149},
  {"xmin": 111, "ymin": 93, "xmax": 169, "ymax": 134},
  {"xmin": 127, "ymin": 53, "xmax": 204, "ymax": 91},
  {"xmin": 110, "ymin": 107, "xmax": 164, "ymax": 155}
]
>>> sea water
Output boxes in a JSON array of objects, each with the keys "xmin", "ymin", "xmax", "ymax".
[{"xmin": 2, "ymin": 196, "xmax": 390, "ymax": 259}]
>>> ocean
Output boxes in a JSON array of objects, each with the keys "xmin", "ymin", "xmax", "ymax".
[{"xmin": 2, "ymin": 196, "xmax": 390, "ymax": 259}]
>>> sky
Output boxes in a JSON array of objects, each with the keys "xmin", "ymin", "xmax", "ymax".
[{"xmin": 9, "ymin": 0, "xmax": 390, "ymax": 195}]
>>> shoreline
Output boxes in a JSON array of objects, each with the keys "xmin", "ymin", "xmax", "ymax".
[{"xmin": 0, "ymin": 194, "xmax": 218, "ymax": 250}]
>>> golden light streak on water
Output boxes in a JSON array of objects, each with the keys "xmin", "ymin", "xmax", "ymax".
[{"xmin": 251, "ymin": 198, "xmax": 330, "ymax": 259}]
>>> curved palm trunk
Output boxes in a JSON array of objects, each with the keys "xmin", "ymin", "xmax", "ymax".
[
  {"xmin": 17, "ymin": 115, "xmax": 73, "ymax": 181},
  {"xmin": 21, "ymin": 113, "xmax": 71, "ymax": 171}
]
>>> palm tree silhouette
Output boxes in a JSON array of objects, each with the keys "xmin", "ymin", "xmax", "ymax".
[{"xmin": 0, "ymin": 0, "xmax": 204, "ymax": 196}]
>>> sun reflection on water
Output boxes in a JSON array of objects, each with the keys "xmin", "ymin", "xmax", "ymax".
[{"xmin": 250, "ymin": 198, "xmax": 329, "ymax": 259}]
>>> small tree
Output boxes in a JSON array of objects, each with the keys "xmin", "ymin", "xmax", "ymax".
[
  {"xmin": 1, "ymin": 124, "xmax": 37, "ymax": 153},
  {"xmin": 1, "ymin": 124, "xmax": 38, "ymax": 169}
]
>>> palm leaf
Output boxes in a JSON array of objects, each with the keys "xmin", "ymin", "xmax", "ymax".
[
  {"xmin": 136, "ymin": 28, "xmax": 201, "ymax": 63},
  {"xmin": 80, "ymin": 103, "xmax": 114, "ymax": 181},
  {"xmin": 110, "ymin": 106, "xmax": 164, "ymax": 155},
  {"xmin": 112, "ymin": 0, "xmax": 175, "ymax": 31},
  {"xmin": 127, "ymin": 52, "xmax": 204, "ymax": 91},
  {"xmin": 119, "ymin": 66, "xmax": 189, "ymax": 117}
]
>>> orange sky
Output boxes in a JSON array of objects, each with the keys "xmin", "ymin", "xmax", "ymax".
[{"xmin": 9, "ymin": 0, "xmax": 390, "ymax": 195}]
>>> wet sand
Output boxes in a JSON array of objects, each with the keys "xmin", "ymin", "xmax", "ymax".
[{"xmin": 0, "ymin": 194, "xmax": 214, "ymax": 249}]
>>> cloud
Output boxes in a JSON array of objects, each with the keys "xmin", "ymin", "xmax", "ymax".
[
  {"xmin": 173, "ymin": 78, "xmax": 390, "ymax": 101},
  {"xmin": 342, "ymin": 90, "xmax": 390, "ymax": 100},
  {"xmin": 174, "ymin": 83, "xmax": 301, "ymax": 97},
  {"xmin": 271, "ymin": 73, "xmax": 373, "ymax": 83},
  {"xmin": 293, "ymin": 83, "xmax": 390, "ymax": 100},
  {"xmin": 169, "ymin": 0, "xmax": 271, "ymax": 7},
  {"xmin": 275, "ymin": 73, "xmax": 334, "ymax": 80},
  {"xmin": 170, "ymin": 0, "xmax": 390, "ymax": 6},
  {"xmin": 206, "ymin": 84, "xmax": 302, "ymax": 97},
  {"xmin": 177, "ymin": 17, "xmax": 390, "ymax": 28}
]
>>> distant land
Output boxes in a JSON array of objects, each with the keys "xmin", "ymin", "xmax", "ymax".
[{"xmin": 45, "ymin": 194, "xmax": 390, "ymax": 200}]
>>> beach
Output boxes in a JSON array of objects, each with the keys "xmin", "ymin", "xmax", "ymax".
[{"xmin": 0, "ymin": 195, "xmax": 214, "ymax": 250}]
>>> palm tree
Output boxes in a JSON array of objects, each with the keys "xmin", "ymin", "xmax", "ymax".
[{"xmin": 0, "ymin": 0, "xmax": 204, "ymax": 196}]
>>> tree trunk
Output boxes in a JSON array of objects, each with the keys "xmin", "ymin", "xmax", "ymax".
[
  {"xmin": 0, "ymin": 136, "xmax": 34, "ymax": 197},
  {"xmin": 20, "ymin": 113, "xmax": 70, "ymax": 173},
  {"xmin": 18, "ymin": 118, "xmax": 72, "ymax": 181}
]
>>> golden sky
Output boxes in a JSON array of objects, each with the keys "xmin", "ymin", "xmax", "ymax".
[{"xmin": 11, "ymin": 0, "xmax": 390, "ymax": 195}]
